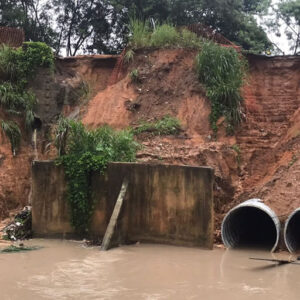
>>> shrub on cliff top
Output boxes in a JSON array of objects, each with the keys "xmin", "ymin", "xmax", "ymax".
[
  {"xmin": 55, "ymin": 118, "xmax": 139, "ymax": 235},
  {"xmin": 150, "ymin": 24, "xmax": 180, "ymax": 47},
  {"xmin": 195, "ymin": 42, "xmax": 247, "ymax": 133},
  {"xmin": 128, "ymin": 19, "xmax": 203, "ymax": 50},
  {"xmin": 0, "ymin": 42, "xmax": 54, "ymax": 85},
  {"xmin": 128, "ymin": 18, "xmax": 151, "ymax": 48}
]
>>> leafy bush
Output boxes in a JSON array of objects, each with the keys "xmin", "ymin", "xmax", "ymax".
[
  {"xmin": 0, "ymin": 83, "xmax": 36, "ymax": 117},
  {"xmin": 55, "ymin": 118, "xmax": 139, "ymax": 235},
  {"xmin": 127, "ymin": 19, "xmax": 203, "ymax": 50},
  {"xmin": 0, "ymin": 42, "xmax": 54, "ymax": 86},
  {"xmin": 180, "ymin": 29, "xmax": 204, "ymax": 49},
  {"xmin": 130, "ymin": 69, "xmax": 140, "ymax": 83},
  {"xmin": 22, "ymin": 42, "xmax": 54, "ymax": 70},
  {"xmin": 195, "ymin": 42, "xmax": 247, "ymax": 133},
  {"xmin": 154, "ymin": 115, "xmax": 181, "ymax": 135},
  {"xmin": 0, "ymin": 120, "xmax": 21, "ymax": 155},
  {"xmin": 134, "ymin": 115, "xmax": 181, "ymax": 136},
  {"xmin": 151, "ymin": 24, "xmax": 180, "ymax": 47},
  {"xmin": 124, "ymin": 49, "xmax": 135, "ymax": 63}
]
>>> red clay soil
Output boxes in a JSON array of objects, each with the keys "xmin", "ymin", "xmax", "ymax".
[
  {"xmin": 83, "ymin": 49, "xmax": 213, "ymax": 137},
  {"xmin": 0, "ymin": 117, "xmax": 33, "ymax": 219},
  {"xmin": 1, "ymin": 48, "xmax": 299, "ymax": 245},
  {"xmin": 232, "ymin": 56, "xmax": 300, "ymax": 209},
  {"xmin": 82, "ymin": 49, "xmax": 300, "ymax": 241},
  {"xmin": 0, "ymin": 55, "xmax": 118, "ymax": 219},
  {"xmin": 56, "ymin": 55, "xmax": 119, "ymax": 97}
]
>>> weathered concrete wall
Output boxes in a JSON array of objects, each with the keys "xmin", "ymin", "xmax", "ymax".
[
  {"xmin": 32, "ymin": 161, "xmax": 72, "ymax": 236},
  {"xmin": 32, "ymin": 161, "xmax": 214, "ymax": 248}
]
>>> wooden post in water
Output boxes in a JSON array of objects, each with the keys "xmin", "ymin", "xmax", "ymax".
[{"xmin": 101, "ymin": 179, "xmax": 129, "ymax": 251}]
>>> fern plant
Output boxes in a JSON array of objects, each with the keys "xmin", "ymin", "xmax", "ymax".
[
  {"xmin": 1, "ymin": 120, "xmax": 21, "ymax": 155},
  {"xmin": 130, "ymin": 69, "xmax": 140, "ymax": 83},
  {"xmin": 0, "ymin": 45, "xmax": 19, "ymax": 81},
  {"xmin": 124, "ymin": 49, "xmax": 135, "ymax": 63}
]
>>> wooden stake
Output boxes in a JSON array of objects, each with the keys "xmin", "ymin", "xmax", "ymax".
[{"xmin": 101, "ymin": 179, "xmax": 129, "ymax": 251}]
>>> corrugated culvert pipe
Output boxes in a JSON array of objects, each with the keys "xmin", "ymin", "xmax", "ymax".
[
  {"xmin": 284, "ymin": 208, "xmax": 300, "ymax": 253},
  {"xmin": 221, "ymin": 199, "xmax": 280, "ymax": 252}
]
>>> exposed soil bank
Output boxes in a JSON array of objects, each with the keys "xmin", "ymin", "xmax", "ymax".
[
  {"xmin": 1, "ymin": 49, "xmax": 299, "ymax": 246},
  {"xmin": 0, "ymin": 55, "xmax": 117, "ymax": 218},
  {"xmin": 82, "ymin": 49, "xmax": 300, "ymax": 243}
]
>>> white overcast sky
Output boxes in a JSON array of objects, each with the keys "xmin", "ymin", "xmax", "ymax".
[{"xmin": 256, "ymin": 7, "xmax": 290, "ymax": 54}]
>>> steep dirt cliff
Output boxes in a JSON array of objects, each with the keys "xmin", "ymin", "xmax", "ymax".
[
  {"xmin": 1, "ymin": 49, "xmax": 299, "ymax": 245},
  {"xmin": 0, "ymin": 55, "xmax": 118, "ymax": 218},
  {"xmin": 226, "ymin": 56, "xmax": 300, "ymax": 213},
  {"xmin": 82, "ymin": 49, "xmax": 300, "ymax": 241}
]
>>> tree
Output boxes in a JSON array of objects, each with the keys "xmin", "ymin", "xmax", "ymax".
[
  {"xmin": 276, "ymin": 0, "xmax": 300, "ymax": 54},
  {"xmin": 0, "ymin": 0, "xmax": 57, "ymax": 48},
  {"xmin": 196, "ymin": 0, "xmax": 272, "ymax": 52},
  {"xmin": 0, "ymin": 0, "xmax": 273, "ymax": 54},
  {"xmin": 50, "ymin": 0, "xmax": 119, "ymax": 56},
  {"xmin": 113, "ymin": 0, "xmax": 272, "ymax": 53}
]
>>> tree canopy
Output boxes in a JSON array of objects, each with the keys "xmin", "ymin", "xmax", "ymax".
[
  {"xmin": 276, "ymin": 0, "xmax": 300, "ymax": 54},
  {"xmin": 0, "ymin": 0, "xmax": 275, "ymax": 55}
]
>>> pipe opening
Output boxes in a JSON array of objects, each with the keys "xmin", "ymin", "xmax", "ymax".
[
  {"xmin": 32, "ymin": 117, "xmax": 42, "ymax": 130},
  {"xmin": 284, "ymin": 209, "xmax": 300, "ymax": 253},
  {"xmin": 222, "ymin": 206, "xmax": 277, "ymax": 250}
]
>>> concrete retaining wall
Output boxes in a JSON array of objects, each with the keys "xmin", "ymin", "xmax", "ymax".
[{"xmin": 32, "ymin": 161, "xmax": 214, "ymax": 248}]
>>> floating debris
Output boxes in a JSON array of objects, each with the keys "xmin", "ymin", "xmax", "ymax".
[
  {"xmin": 0, "ymin": 244, "xmax": 42, "ymax": 253},
  {"xmin": 2, "ymin": 206, "xmax": 32, "ymax": 241}
]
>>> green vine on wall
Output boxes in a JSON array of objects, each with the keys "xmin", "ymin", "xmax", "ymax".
[
  {"xmin": 55, "ymin": 118, "xmax": 139, "ymax": 235},
  {"xmin": 0, "ymin": 42, "xmax": 54, "ymax": 154},
  {"xmin": 195, "ymin": 42, "xmax": 247, "ymax": 134}
]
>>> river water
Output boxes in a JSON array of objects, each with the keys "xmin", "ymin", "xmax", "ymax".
[{"xmin": 0, "ymin": 239, "xmax": 299, "ymax": 300}]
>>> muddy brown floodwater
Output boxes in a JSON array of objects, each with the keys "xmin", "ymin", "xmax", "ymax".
[{"xmin": 0, "ymin": 239, "xmax": 300, "ymax": 300}]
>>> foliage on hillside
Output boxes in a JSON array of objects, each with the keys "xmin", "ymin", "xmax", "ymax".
[
  {"xmin": 0, "ymin": 42, "xmax": 54, "ymax": 154},
  {"xmin": 196, "ymin": 42, "xmax": 247, "ymax": 133},
  {"xmin": 128, "ymin": 20, "xmax": 203, "ymax": 50},
  {"xmin": 133, "ymin": 116, "xmax": 181, "ymax": 136},
  {"xmin": 55, "ymin": 118, "xmax": 139, "ymax": 235}
]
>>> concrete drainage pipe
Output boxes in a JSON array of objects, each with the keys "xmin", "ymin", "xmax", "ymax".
[
  {"xmin": 221, "ymin": 199, "xmax": 280, "ymax": 252},
  {"xmin": 284, "ymin": 208, "xmax": 300, "ymax": 253}
]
